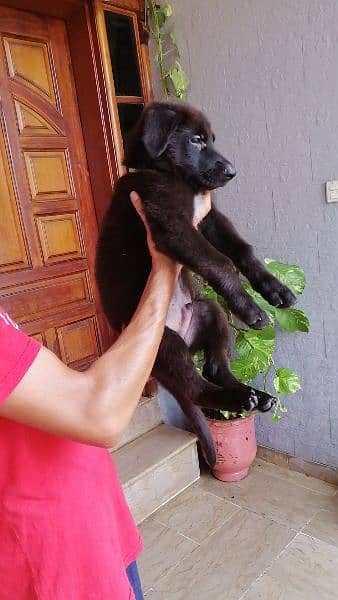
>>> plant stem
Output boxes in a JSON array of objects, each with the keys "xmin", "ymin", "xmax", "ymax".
[
  {"xmin": 163, "ymin": 48, "xmax": 176, "ymax": 57},
  {"xmin": 147, "ymin": 0, "xmax": 170, "ymax": 98}
]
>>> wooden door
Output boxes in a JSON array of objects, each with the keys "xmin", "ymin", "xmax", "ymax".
[{"xmin": 0, "ymin": 6, "xmax": 105, "ymax": 369}]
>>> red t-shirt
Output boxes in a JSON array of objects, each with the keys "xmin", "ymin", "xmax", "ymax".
[{"xmin": 0, "ymin": 307, "xmax": 142, "ymax": 599}]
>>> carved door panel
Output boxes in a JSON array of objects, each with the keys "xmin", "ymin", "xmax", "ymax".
[{"xmin": 0, "ymin": 6, "xmax": 104, "ymax": 369}]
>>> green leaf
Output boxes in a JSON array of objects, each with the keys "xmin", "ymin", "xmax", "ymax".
[
  {"xmin": 273, "ymin": 368, "xmax": 301, "ymax": 395},
  {"xmin": 156, "ymin": 10, "xmax": 166, "ymax": 28},
  {"xmin": 271, "ymin": 414, "xmax": 281, "ymax": 423},
  {"xmin": 235, "ymin": 346, "xmax": 271, "ymax": 376},
  {"xmin": 264, "ymin": 259, "xmax": 306, "ymax": 296},
  {"xmin": 220, "ymin": 410, "xmax": 231, "ymax": 419},
  {"xmin": 242, "ymin": 282, "xmax": 276, "ymax": 323},
  {"xmin": 233, "ymin": 327, "xmax": 275, "ymax": 382},
  {"xmin": 163, "ymin": 3, "xmax": 173, "ymax": 17},
  {"xmin": 168, "ymin": 62, "xmax": 189, "ymax": 99},
  {"xmin": 201, "ymin": 284, "xmax": 219, "ymax": 302},
  {"xmin": 216, "ymin": 294, "xmax": 228, "ymax": 311},
  {"xmin": 236, "ymin": 326, "xmax": 275, "ymax": 360},
  {"xmin": 230, "ymin": 357, "xmax": 263, "ymax": 382},
  {"xmin": 275, "ymin": 308, "xmax": 310, "ymax": 333},
  {"xmin": 193, "ymin": 350, "xmax": 205, "ymax": 375}
]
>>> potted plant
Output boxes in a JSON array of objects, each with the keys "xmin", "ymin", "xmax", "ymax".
[{"xmin": 193, "ymin": 259, "xmax": 309, "ymax": 482}]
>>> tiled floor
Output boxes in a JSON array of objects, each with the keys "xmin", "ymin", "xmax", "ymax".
[{"xmin": 138, "ymin": 458, "xmax": 338, "ymax": 599}]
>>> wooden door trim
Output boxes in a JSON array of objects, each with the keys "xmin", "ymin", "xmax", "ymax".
[
  {"xmin": 67, "ymin": 3, "xmax": 120, "ymax": 230},
  {"xmin": 66, "ymin": 2, "xmax": 121, "ymax": 347},
  {"xmin": 93, "ymin": 0, "xmax": 126, "ymax": 173},
  {"xmin": 97, "ymin": 2, "xmax": 152, "ymax": 103},
  {"xmin": 93, "ymin": 0, "xmax": 152, "ymax": 173},
  {"xmin": 0, "ymin": 0, "xmax": 86, "ymax": 19},
  {"xmin": 101, "ymin": 0, "xmax": 141, "ymax": 10}
]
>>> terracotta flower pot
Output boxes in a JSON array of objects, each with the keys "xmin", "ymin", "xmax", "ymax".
[{"xmin": 206, "ymin": 414, "xmax": 257, "ymax": 482}]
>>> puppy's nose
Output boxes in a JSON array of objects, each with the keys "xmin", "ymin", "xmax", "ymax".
[{"xmin": 224, "ymin": 160, "xmax": 236, "ymax": 179}]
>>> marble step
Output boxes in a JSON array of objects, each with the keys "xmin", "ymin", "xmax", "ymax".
[
  {"xmin": 114, "ymin": 396, "xmax": 163, "ymax": 450},
  {"xmin": 113, "ymin": 423, "xmax": 200, "ymax": 524}
]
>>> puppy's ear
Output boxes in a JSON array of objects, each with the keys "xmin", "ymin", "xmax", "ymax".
[{"xmin": 142, "ymin": 105, "xmax": 177, "ymax": 159}]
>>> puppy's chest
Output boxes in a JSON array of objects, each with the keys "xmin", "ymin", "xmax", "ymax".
[
  {"xmin": 192, "ymin": 193, "xmax": 209, "ymax": 226},
  {"xmin": 165, "ymin": 278, "xmax": 193, "ymax": 340}
]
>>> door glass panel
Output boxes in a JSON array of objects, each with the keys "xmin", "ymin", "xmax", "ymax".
[
  {"xmin": 104, "ymin": 11, "xmax": 141, "ymax": 97},
  {"xmin": 117, "ymin": 103, "xmax": 143, "ymax": 146}
]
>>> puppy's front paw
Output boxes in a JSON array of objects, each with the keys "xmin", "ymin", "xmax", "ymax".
[
  {"xmin": 246, "ymin": 307, "xmax": 269, "ymax": 330},
  {"xmin": 258, "ymin": 275, "xmax": 296, "ymax": 308},
  {"xmin": 230, "ymin": 293, "xmax": 269, "ymax": 329}
]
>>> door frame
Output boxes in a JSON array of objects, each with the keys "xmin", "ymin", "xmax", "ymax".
[{"xmin": 0, "ymin": 0, "xmax": 151, "ymax": 351}]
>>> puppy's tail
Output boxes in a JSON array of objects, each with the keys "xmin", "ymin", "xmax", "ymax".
[{"xmin": 189, "ymin": 404, "xmax": 216, "ymax": 468}]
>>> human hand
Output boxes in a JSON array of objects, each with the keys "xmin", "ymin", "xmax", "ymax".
[{"xmin": 130, "ymin": 191, "xmax": 181, "ymax": 279}]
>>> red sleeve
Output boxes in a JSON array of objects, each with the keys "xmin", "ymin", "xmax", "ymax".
[{"xmin": 0, "ymin": 308, "xmax": 41, "ymax": 404}]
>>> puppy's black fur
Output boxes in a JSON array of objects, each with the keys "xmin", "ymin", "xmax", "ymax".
[{"xmin": 96, "ymin": 102, "xmax": 295, "ymax": 466}]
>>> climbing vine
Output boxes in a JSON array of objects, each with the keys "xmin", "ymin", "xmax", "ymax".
[{"xmin": 145, "ymin": 1, "xmax": 189, "ymax": 99}]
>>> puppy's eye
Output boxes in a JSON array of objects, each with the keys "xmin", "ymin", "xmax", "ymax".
[{"xmin": 190, "ymin": 135, "xmax": 202, "ymax": 145}]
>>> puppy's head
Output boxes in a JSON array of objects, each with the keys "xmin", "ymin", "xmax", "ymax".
[{"xmin": 124, "ymin": 101, "xmax": 236, "ymax": 190}]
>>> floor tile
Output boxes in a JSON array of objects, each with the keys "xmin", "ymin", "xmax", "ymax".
[
  {"xmin": 144, "ymin": 590, "xmax": 164, "ymax": 599},
  {"xmin": 252, "ymin": 458, "xmax": 337, "ymax": 496},
  {"xmin": 198, "ymin": 462, "xmax": 334, "ymax": 530},
  {"xmin": 243, "ymin": 533, "xmax": 338, "ymax": 599},
  {"xmin": 138, "ymin": 517, "xmax": 198, "ymax": 592},
  {"xmin": 143, "ymin": 590, "xmax": 155, "ymax": 599},
  {"xmin": 153, "ymin": 508, "xmax": 295, "ymax": 599},
  {"xmin": 289, "ymin": 456, "xmax": 338, "ymax": 486},
  {"xmin": 152, "ymin": 484, "xmax": 240, "ymax": 543},
  {"xmin": 304, "ymin": 508, "xmax": 338, "ymax": 547}
]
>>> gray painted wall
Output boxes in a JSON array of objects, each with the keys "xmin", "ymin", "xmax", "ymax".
[{"xmin": 155, "ymin": 0, "xmax": 338, "ymax": 468}]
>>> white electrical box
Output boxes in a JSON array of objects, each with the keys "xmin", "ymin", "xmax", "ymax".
[{"xmin": 326, "ymin": 181, "xmax": 338, "ymax": 203}]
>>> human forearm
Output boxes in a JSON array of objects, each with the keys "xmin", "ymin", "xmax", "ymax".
[
  {"xmin": 0, "ymin": 268, "xmax": 177, "ymax": 447},
  {"xmin": 85, "ymin": 268, "xmax": 177, "ymax": 446}
]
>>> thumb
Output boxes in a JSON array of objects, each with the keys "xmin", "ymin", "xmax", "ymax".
[
  {"xmin": 130, "ymin": 191, "xmax": 145, "ymax": 221},
  {"xmin": 130, "ymin": 190, "xmax": 141, "ymax": 209}
]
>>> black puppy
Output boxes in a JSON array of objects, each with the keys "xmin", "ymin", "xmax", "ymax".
[{"xmin": 96, "ymin": 102, "xmax": 295, "ymax": 466}]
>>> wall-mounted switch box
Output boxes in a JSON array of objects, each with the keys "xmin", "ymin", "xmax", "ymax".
[{"xmin": 326, "ymin": 181, "xmax": 338, "ymax": 203}]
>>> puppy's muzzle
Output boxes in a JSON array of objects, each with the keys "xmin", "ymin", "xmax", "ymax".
[
  {"xmin": 223, "ymin": 160, "xmax": 236, "ymax": 180},
  {"xmin": 215, "ymin": 159, "xmax": 236, "ymax": 181}
]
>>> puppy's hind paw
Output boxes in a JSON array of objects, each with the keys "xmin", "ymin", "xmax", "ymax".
[
  {"xmin": 253, "ymin": 388, "xmax": 276, "ymax": 412},
  {"xmin": 243, "ymin": 389, "xmax": 259, "ymax": 411}
]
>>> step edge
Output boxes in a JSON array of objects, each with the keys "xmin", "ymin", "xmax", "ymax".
[
  {"xmin": 114, "ymin": 399, "xmax": 163, "ymax": 450},
  {"xmin": 135, "ymin": 471, "xmax": 201, "ymax": 524},
  {"xmin": 119, "ymin": 428, "xmax": 198, "ymax": 487},
  {"xmin": 114, "ymin": 423, "xmax": 196, "ymax": 460}
]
